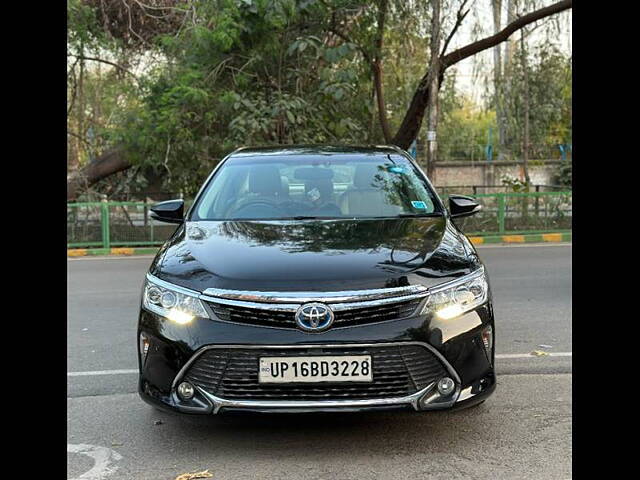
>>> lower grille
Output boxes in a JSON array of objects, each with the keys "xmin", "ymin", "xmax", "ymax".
[
  {"xmin": 183, "ymin": 344, "xmax": 447, "ymax": 401},
  {"xmin": 206, "ymin": 298, "xmax": 422, "ymax": 329}
]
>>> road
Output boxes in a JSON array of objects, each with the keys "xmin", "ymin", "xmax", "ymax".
[{"xmin": 67, "ymin": 243, "xmax": 571, "ymax": 480}]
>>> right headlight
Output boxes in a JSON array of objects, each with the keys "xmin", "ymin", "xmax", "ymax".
[
  {"xmin": 421, "ymin": 267, "xmax": 488, "ymax": 320},
  {"xmin": 142, "ymin": 274, "xmax": 209, "ymax": 324}
]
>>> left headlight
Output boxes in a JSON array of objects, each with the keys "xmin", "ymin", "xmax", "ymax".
[
  {"xmin": 421, "ymin": 267, "xmax": 489, "ymax": 320},
  {"xmin": 142, "ymin": 275, "xmax": 209, "ymax": 324}
]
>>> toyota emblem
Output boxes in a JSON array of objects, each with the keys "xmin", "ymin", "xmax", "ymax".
[{"xmin": 295, "ymin": 303, "xmax": 335, "ymax": 332}]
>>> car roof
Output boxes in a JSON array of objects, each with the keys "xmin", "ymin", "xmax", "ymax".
[{"xmin": 228, "ymin": 144, "xmax": 407, "ymax": 158}]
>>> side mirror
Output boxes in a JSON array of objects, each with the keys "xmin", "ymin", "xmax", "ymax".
[
  {"xmin": 448, "ymin": 195, "xmax": 481, "ymax": 218},
  {"xmin": 150, "ymin": 199, "xmax": 184, "ymax": 224}
]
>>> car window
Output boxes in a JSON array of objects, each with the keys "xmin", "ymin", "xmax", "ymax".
[{"xmin": 191, "ymin": 155, "xmax": 442, "ymax": 221}]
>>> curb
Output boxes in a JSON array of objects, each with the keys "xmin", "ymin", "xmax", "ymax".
[
  {"xmin": 67, "ymin": 247, "xmax": 160, "ymax": 257},
  {"xmin": 468, "ymin": 232, "xmax": 572, "ymax": 245},
  {"xmin": 68, "ymin": 232, "xmax": 572, "ymax": 257}
]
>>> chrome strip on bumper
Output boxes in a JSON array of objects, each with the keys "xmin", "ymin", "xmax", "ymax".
[
  {"xmin": 197, "ymin": 382, "xmax": 437, "ymax": 414},
  {"xmin": 170, "ymin": 342, "xmax": 462, "ymax": 413}
]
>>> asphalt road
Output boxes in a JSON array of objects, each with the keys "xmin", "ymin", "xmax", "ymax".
[{"xmin": 67, "ymin": 243, "xmax": 571, "ymax": 480}]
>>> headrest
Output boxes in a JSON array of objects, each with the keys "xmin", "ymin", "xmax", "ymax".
[
  {"xmin": 248, "ymin": 165, "xmax": 283, "ymax": 196},
  {"xmin": 353, "ymin": 164, "xmax": 381, "ymax": 189},
  {"xmin": 294, "ymin": 167, "xmax": 334, "ymax": 181}
]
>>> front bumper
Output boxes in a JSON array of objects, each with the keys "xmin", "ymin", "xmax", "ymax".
[{"xmin": 138, "ymin": 304, "xmax": 496, "ymax": 414}]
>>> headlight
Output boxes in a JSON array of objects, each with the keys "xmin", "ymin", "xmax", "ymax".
[
  {"xmin": 142, "ymin": 275, "xmax": 208, "ymax": 324},
  {"xmin": 421, "ymin": 267, "xmax": 488, "ymax": 320}
]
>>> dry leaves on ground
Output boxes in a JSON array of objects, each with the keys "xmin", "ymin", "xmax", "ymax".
[{"xmin": 174, "ymin": 470, "xmax": 213, "ymax": 480}]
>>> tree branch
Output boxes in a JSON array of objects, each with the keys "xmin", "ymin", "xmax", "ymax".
[
  {"xmin": 440, "ymin": 0, "xmax": 471, "ymax": 58},
  {"xmin": 391, "ymin": 0, "xmax": 572, "ymax": 149},
  {"xmin": 68, "ymin": 53, "xmax": 137, "ymax": 78},
  {"xmin": 67, "ymin": 148, "xmax": 131, "ymax": 201},
  {"xmin": 441, "ymin": 0, "xmax": 572, "ymax": 69}
]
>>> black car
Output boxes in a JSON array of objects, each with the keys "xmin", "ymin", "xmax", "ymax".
[{"xmin": 138, "ymin": 145, "xmax": 495, "ymax": 414}]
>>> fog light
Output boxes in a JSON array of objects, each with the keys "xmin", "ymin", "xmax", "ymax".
[
  {"xmin": 481, "ymin": 325, "xmax": 493, "ymax": 352},
  {"xmin": 139, "ymin": 333, "xmax": 150, "ymax": 359},
  {"xmin": 437, "ymin": 377, "xmax": 455, "ymax": 396},
  {"xmin": 177, "ymin": 381, "xmax": 195, "ymax": 400}
]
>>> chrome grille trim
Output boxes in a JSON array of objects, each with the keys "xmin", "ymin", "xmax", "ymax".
[
  {"xmin": 201, "ymin": 284, "xmax": 429, "ymax": 304},
  {"xmin": 200, "ymin": 291, "xmax": 428, "ymax": 312}
]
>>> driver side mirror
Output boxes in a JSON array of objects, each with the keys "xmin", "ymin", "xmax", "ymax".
[
  {"xmin": 448, "ymin": 195, "xmax": 481, "ymax": 218},
  {"xmin": 150, "ymin": 199, "xmax": 184, "ymax": 224}
]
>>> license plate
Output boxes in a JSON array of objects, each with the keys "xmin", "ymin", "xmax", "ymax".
[{"xmin": 258, "ymin": 355, "xmax": 373, "ymax": 383}]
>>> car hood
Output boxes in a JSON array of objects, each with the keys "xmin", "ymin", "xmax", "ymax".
[{"xmin": 150, "ymin": 217, "xmax": 480, "ymax": 293}]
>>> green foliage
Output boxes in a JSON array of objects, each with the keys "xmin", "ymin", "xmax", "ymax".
[
  {"xmin": 108, "ymin": 0, "xmax": 376, "ymax": 195},
  {"xmin": 438, "ymin": 74, "xmax": 498, "ymax": 161},
  {"xmin": 500, "ymin": 174, "xmax": 529, "ymax": 192},
  {"xmin": 502, "ymin": 45, "xmax": 572, "ymax": 159},
  {"xmin": 553, "ymin": 162, "xmax": 572, "ymax": 187}
]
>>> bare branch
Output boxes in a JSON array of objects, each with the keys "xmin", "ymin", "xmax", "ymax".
[
  {"xmin": 441, "ymin": 0, "xmax": 572, "ymax": 69},
  {"xmin": 392, "ymin": 0, "xmax": 572, "ymax": 149},
  {"xmin": 440, "ymin": 0, "xmax": 472, "ymax": 58},
  {"xmin": 67, "ymin": 53, "xmax": 138, "ymax": 78}
]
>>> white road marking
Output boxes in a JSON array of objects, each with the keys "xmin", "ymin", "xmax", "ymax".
[
  {"xmin": 496, "ymin": 352, "xmax": 572, "ymax": 359},
  {"xmin": 68, "ymin": 369, "xmax": 139, "ymax": 377},
  {"xmin": 67, "ymin": 352, "xmax": 572, "ymax": 377},
  {"xmin": 67, "ymin": 443, "xmax": 123, "ymax": 480},
  {"xmin": 68, "ymin": 255, "xmax": 156, "ymax": 261}
]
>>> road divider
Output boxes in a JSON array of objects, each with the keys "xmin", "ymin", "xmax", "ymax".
[{"xmin": 468, "ymin": 232, "xmax": 571, "ymax": 245}]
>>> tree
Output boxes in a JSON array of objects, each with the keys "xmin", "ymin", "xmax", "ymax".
[
  {"xmin": 391, "ymin": 0, "xmax": 572, "ymax": 149},
  {"xmin": 67, "ymin": 0, "xmax": 572, "ymax": 199}
]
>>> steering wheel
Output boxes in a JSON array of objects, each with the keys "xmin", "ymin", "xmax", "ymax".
[{"xmin": 228, "ymin": 199, "xmax": 287, "ymax": 218}]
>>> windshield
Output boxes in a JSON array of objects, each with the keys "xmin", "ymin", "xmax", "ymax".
[{"xmin": 191, "ymin": 154, "xmax": 443, "ymax": 221}]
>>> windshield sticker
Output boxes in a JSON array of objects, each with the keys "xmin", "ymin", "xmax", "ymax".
[
  {"xmin": 387, "ymin": 166, "xmax": 406, "ymax": 174},
  {"xmin": 411, "ymin": 200, "xmax": 427, "ymax": 209}
]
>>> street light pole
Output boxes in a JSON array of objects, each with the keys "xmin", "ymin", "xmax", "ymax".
[{"xmin": 426, "ymin": 0, "xmax": 441, "ymax": 179}]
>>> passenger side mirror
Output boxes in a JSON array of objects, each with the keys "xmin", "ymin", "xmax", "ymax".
[
  {"xmin": 448, "ymin": 195, "xmax": 481, "ymax": 218},
  {"xmin": 150, "ymin": 199, "xmax": 184, "ymax": 224}
]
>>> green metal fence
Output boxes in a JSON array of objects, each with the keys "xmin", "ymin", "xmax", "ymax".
[
  {"xmin": 67, "ymin": 191, "xmax": 572, "ymax": 248},
  {"xmin": 441, "ymin": 191, "xmax": 572, "ymax": 236},
  {"xmin": 67, "ymin": 202, "xmax": 179, "ymax": 249}
]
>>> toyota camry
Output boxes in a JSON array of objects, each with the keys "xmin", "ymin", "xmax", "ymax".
[{"xmin": 138, "ymin": 145, "xmax": 495, "ymax": 414}]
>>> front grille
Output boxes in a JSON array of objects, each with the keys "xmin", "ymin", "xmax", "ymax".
[
  {"xmin": 183, "ymin": 345, "xmax": 447, "ymax": 401},
  {"xmin": 206, "ymin": 298, "xmax": 422, "ymax": 329}
]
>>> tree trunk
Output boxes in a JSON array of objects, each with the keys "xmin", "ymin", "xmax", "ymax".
[
  {"xmin": 425, "ymin": 0, "xmax": 441, "ymax": 179},
  {"xmin": 492, "ymin": 0, "xmax": 507, "ymax": 154},
  {"xmin": 501, "ymin": 0, "xmax": 516, "ymax": 159},
  {"xmin": 520, "ymin": 27, "xmax": 531, "ymax": 188},
  {"xmin": 67, "ymin": 148, "xmax": 131, "ymax": 201},
  {"xmin": 373, "ymin": 0, "xmax": 391, "ymax": 143},
  {"xmin": 373, "ymin": 62, "xmax": 392, "ymax": 143}
]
